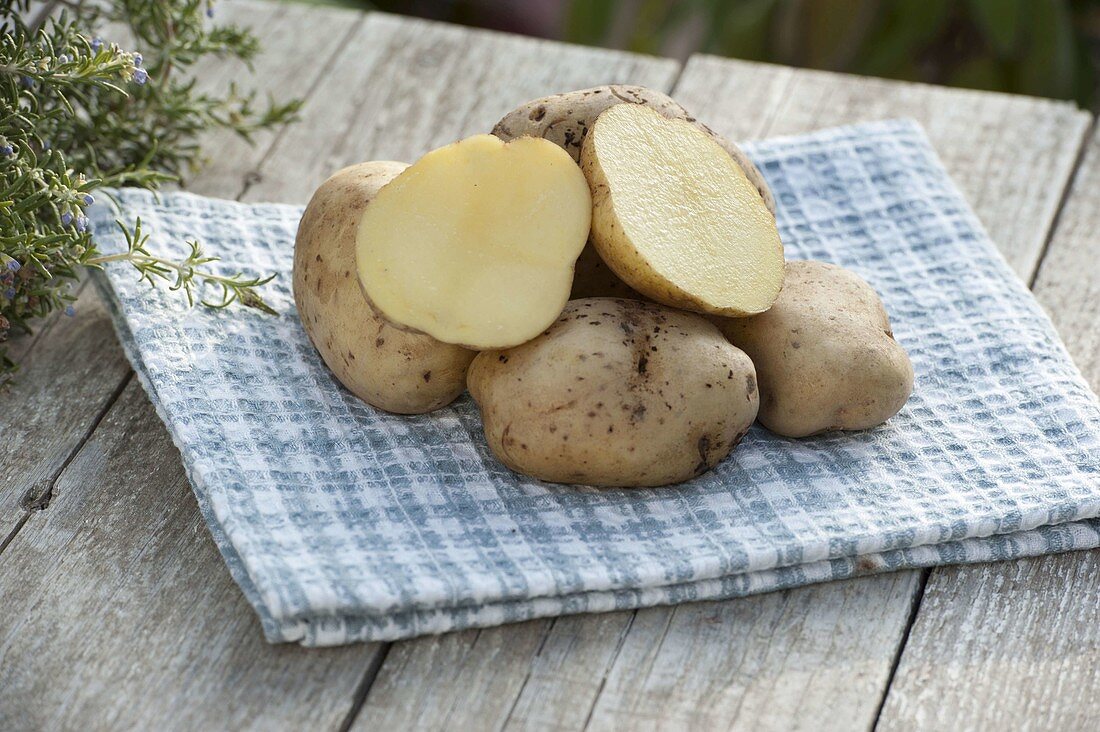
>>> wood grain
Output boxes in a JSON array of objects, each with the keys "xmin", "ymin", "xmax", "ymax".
[
  {"xmin": 355, "ymin": 621, "xmax": 552, "ymax": 730},
  {"xmin": 1032, "ymin": 124, "xmax": 1100, "ymax": 388},
  {"xmin": 585, "ymin": 574, "xmax": 922, "ymax": 732},
  {"xmin": 674, "ymin": 56, "xmax": 1092, "ymax": 277},
  {"xmin": 876, "ymin": 123, "xmax": 1100, "ymax": 732},
  {"xmin": 0, "ymin": 381, "xmax": 378, "ymax": 732},
  {"xmin": 0, "ymin": 284, "xmax": 131, "ymax": 538},
  {"xmin": 184, "ymin": 1, "xmax": 365, "ymax": 199},
  {"xmin": 878, "ymin": 552, "xmax": 1100, "ymax": 731}
]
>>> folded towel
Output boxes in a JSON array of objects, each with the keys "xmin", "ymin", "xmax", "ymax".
[{"xmin": 92, "ymin": 119, "xmax": 1100, "ymax": 646}]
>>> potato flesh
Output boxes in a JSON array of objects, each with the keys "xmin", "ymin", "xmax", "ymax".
[
  {"xmin": 585, "ymin": 104, "xmax": 784, "ymax": 316},
  {"xmin": 356, "ymin": 134, "xmax": 591, "ymax": 349}
]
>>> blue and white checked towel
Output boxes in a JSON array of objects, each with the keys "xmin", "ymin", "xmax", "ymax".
[{"xmin": 92, "ymin": 119, "xmax": 1100, "ymax": 646}]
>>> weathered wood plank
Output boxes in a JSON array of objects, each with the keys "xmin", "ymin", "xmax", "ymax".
[
  {"xmin": 185, "ymin": 1, "xmax": 365, "ymax": 198},
  {"xmin": 878, "ymin": 552, "xmax": 1100, "ymax": 731},
  {"xmin": 0, "ymin": 284, "xmax": 131, "ymax": 536},
  {"xmin": 1032, "ymin": 125, "xmax": 1100, "ymax": 388},
  {"xmin": 0, "ymin": 381, "xmax": 377, "ymax": 731},
  {"xmin": 675, "ymin": 56, "xmax": 1091, "ymax": 278},
  {"xmin": 0, "ymin": 3, "xmax": 388, "ymax": 729},
  {"xmin": 356, "ymin": 621, "xmax": 552, "ymax": 729},
  {"xmin": 503, "ymin": 612, "xmax": 638, "ymax": 731},
  {"xmin": 876, "ymin": 123, "xmax": 1100, "ymax": 731},
  {"xmin": 585, "ymin": 574, "xmax": 921, "ymax": 732}
]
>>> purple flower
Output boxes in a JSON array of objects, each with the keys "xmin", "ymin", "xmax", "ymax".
[
  {"xmin": 61, "ymin": 211, "xmax": 73, "ymax": 226},
  {"xmin": 132, "ymin": 53, "xmax": 143, "ymax": 67},
  {"xmin": 76, "ymin": 215, "xmax": 88, "ymax": 233},
  {"xmin": 83, "ymin": 193, "xmax": 95, "ymax": 206},
  {"xmin": 206, "ymin": 6, "xmax": 215, "ymax": 18},
  {"xmin": 58, "ymin": 54, "xmax": 70, "ymax": 64},
  {"xmin": 91, "ymin": 38, "xmax": 103, "ymax": 52},
  {"xmin": 6, "ymin": 259, "xmax": 20, "ymax": 273},
  {"xmin": 20, "ymin": 76, "xmax": 34, "ymax": 88},
  {"xmin": 4, "ymin": 288, "xmax": 15, "ymax": 300},
  {"xmin": 0, "ymin": 145, "xmax": 12, "ymax": 157},
  {"xmin": 132, "ymin": 68, "xmax": 148, "ymax": 85},
  {"xmin": 65, "ymin": 305, "xmax": 76, "ymax": 317},
  {"xmin": 0, "ymin": 271, "xmax": 11, "ymax": 284}
]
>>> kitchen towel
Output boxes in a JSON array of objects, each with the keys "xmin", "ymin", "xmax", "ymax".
[{"xmin": 92, "ymin": 119, "xmax": 1100, "ymax": 646}]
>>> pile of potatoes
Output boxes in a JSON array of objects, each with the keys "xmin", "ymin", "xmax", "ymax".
[{"xmin": 294, "ymin": 85, "xmax": 914, "ymax": 488}]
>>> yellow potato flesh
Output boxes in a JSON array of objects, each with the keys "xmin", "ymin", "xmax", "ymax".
[
  {"xmin": 356, "ymin": 134, "xmax": 591, "ymax": 349},
  {"xmin": 585, "ymin": 104, "xmax": 784, "ymax": 316}
]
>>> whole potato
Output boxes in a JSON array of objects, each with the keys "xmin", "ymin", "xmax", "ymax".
[
  {"xmin": 294, "ymin": 161, "xmax": 475, "ymax": 414},
  {"xmin": 468, "ymin": 298, "xmax": 759, "ymax": 487},
  {"xmin": 491, "ymin": 84, "xmax": 775, "ymax": 215},
  {"xmin": 716, "ymin": 260, "xmax": 914, "ymax": 438}
]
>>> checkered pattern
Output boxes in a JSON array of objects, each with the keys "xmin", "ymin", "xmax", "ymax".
[{"xmin": 92, "ymin": 120, "xmax": 1100, "ymax": 646}]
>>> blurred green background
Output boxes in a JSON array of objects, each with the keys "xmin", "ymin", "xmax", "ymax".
[{"xmin": 301, "ymin": 0, "xmax": 1100, "ymax": 110}]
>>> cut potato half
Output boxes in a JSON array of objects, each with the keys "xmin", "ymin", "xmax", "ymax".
[
  {"xmin": 581, "ymin": 103, "xmax": 784, "ymax": 317},
  {"xmin": 356, "ymin": 134, "xmax": 591, "ymax": 349}
]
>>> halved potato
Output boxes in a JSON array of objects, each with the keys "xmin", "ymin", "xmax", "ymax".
[
  {"xmin": 356, "ymin": 134, "xmax": 591, "ymax": 349},
  {"xmin": 581, "ymin": 103, "xmax": 784, "ymax": 317},
  {"xmin": 293, "ymin": 161, "xmax": 476, "ymax": 414}
]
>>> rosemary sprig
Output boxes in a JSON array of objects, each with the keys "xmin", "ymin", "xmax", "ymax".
[{"xmin": 87, "ymin": 218, "xmax": 278, "ymax": 315}]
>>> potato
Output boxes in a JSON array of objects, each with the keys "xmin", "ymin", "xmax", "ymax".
[
  {"xmin": 581, "ymin": 103, "xmax": 785, "ymax": 317},
  {"xmin": 491, "ymin": 84, "xmax": 775, "ymax": 215},
  {"xmin": 468, "ymin": 298, "xmax": 759, "ymax": 487},
  {"xmin": 494, "ymin": 85, "xmax": 776, "ymax": 302},
  {"xmin": 716, "ymin": 260, "xmax": 914, "ymax": 438},
  {"xmin": 294, "ymin": 161, "xmax": 475, "ymax": 414},
  {"xmin": 356, "ymin": 134, "xmax": 591, "ymax": 349}
]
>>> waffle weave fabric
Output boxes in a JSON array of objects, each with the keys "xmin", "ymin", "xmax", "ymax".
[{"xmin": 91, "ymin": 119, "xmax": 1100, "ymax": 646}]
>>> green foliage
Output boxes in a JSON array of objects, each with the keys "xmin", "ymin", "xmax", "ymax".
[
  {"xmin": 563, "ymin": 0, "xmax": 1100, "ymax": 109},
  {"xmin": 0, "ymin": 0, "xmax": 300, "ymax": 384}
]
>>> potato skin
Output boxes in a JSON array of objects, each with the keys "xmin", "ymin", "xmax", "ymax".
[
  {"xmin": 294, "ymin": 161, "xmax": 475, "ymax": 414},
  {"xmin": 468, "ymin": 298, "xmax": 759, "ymax": 487},
  {"xmin": 716, "ymin": 260, "xmax": 914, "ymax": 438},
  {"xmin": 491, "ymin": 84, "xmax": 775, "ymax": 215}
]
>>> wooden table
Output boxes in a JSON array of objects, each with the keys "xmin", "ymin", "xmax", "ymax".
[{"xmin": 3, "ymin": 3, "xmax": 1099, "ymax": 730}]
